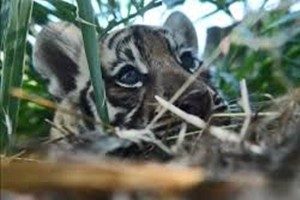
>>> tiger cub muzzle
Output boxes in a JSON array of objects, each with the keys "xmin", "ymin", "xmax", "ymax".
[{"xmin": 33, "ymin": 12, "xmax": 226, "ymax": 137}]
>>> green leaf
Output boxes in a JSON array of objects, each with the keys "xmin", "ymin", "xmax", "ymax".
[
  {"xmin": 76, "ymin": 0, "xmax": 109, "ymax": 127},
  {"xmin": 0, "ymin": 0, "xmax": 33, "ymax": 151}
]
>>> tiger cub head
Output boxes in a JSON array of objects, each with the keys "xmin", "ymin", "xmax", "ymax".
[{"xmin": 33, "ymin": 12, "xmax": 226, "ymax": 131}]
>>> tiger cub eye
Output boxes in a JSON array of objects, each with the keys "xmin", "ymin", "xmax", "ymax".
[
  {"xmin": 115, "ymin": 65, "xmax": 144, "ymax": 88},
  {"xmin": 180, "ymin": 51, "xmax": 202, "ymax": 73}
]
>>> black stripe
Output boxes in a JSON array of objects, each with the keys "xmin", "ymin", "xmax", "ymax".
[
  {"xmin": 116, "ymin": 35, "xmax": 132, "ymax": 58},
  {"xmin": 124, "ymin": 48, "xmax": 135, "ymax": 61},
  {"xmin": 41, "ymin": 41, "xmax": 79, "ymax": 94},
  {"xmin": 79, "ymin": 81, "xmax": 96, "ymax": 130},
  {"xmin": 110, "ymin": 60, "xmax": 122, "ymax": 71},
  {"xmin": 107, "ymin": 94, "xmax": 137, "ymax": 108},
  {"xmin": 108, "ymin": 29, "xmax": 125, "ymax": 49},
  {"xmin": 214, "ymin": 96, "xmax": 223, "ymax": 105},
  {"xmin": 132, "ymin": 27, "xmax": 147, "ymax": 60}
]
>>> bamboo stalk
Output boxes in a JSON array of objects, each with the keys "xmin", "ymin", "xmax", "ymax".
[{"xmin": 76, "ymin": 0, "xmax": 109, "ymax": 124}]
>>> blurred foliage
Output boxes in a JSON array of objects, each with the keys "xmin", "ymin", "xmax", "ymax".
[
  {"xmin": 0, "ymin": 0, "xmax": 299, "ymax": 150},
  {"xmin": 17, "ymin": 61, "xmax": 52, "ymax": 138},
  {"xmin": 199, "ymin": 0, "xmax": 243, "ymax": 16},
  {"xmin": 209, "ymin": 6, "xmax": 300, "ymax": 100}
]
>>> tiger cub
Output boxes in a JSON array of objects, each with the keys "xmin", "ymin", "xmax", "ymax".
[{"xmin": 33, "ymin": 12, "xmax": 226, "ymax": 148}]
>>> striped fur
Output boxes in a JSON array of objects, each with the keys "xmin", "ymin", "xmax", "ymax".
[{"xmin": 33, "ymin": 12, "xmax": 227, "ymax": 143}]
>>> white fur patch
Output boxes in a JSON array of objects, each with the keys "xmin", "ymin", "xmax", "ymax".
[
  {"xmin": 106, "ymin": 101, "xmax": 126, "ymax": 122},
  {"xmin": 130, "ymin": 42, "xmax": 149, "ymax": 74}
]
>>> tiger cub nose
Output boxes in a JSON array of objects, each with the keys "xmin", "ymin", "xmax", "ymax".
[{"xmin": 178, "ymin": 90, "xmax": 212, "ymax": 119}]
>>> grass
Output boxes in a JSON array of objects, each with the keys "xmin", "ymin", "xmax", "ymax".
[{"xmin": 0, "ymin": 0, "xmax": 33, "ymax": 151}]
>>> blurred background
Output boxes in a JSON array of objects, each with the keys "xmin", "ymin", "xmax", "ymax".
[{"xmin": 0, "ymin": 0, "xmax": 299, "ymax": 150}]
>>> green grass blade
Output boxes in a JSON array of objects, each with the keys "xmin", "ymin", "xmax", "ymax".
[
  {"xmin": 0, "ymin": 0, "xmax": 33, "ymax": 150},
  {"xmin": 264, "ymin": 11, "xmax": 300, "ymax": 32},
  {"xmin": 76, "ymin": 0, "xmax": 109, "ymax": 126}
]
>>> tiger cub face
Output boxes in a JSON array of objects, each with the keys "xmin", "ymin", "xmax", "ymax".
[{"xmin": 33, "ymin": 12, "xmax": 226, "ymax": 137}]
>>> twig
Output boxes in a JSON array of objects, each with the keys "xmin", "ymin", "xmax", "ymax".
[
  {"xmin": 172, "ymin": 123, "xmax": 187, "ymax": 153},
  {"xmin": 99, "ymin": 0, "xmax": 162, "ymax": 37},
  {"xmin": 155, "ymin": 96, "xmax": 241, "ymax": 143},
  {"xmin": 150, "ymin": 118, "xmax": 179, "ymax": 130},
  {"xmin": 45, "ymin": 119, "xmax": 73, "ymax": 136},
  {"xmin": 195, "ymin": 9, "xmax": 219, "ymax": 23},
  {"xmin": 213, "ymin": 111, "xmax": 300, "ymax": 117},
  {"xmin": 167, "ymin": 130, "xmax": 201, "ymax": 141},
  {"xmin": 115, "ymin": 128, "xmax": 172, "ymax": 154},
  {"xmin": 43, "ymin": 119, "xmax": 76, "ymax": 145},
  {"xmin": 3, "ymin": 110, "xmax": 12, "ymax": 144},
  {"xmin": 1, "ymin": 150, "xmax": 27, "ymax": 164},
  {"xmin": 239, "ymin": 79, "xmax": 252, "ymax": 139},
  {"xmin": 1, "ymin": 154, "xmax": 40, "ymax": 164},
  {"xmin": 212, "ymin": 112, "xmax": 282, "ymax": 117}
]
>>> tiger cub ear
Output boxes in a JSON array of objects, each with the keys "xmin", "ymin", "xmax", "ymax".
[
  {"xmin": 33, "ymin": 22, "xmax": 89, "ymax": 99},
  {"xmin": 163, "ymin": 11, "xmax": 198, "ymax": 54}
]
